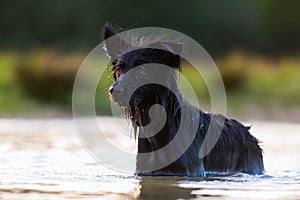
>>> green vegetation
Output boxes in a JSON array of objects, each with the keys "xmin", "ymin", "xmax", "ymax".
[
  {"xmin": 218, "ymin": 53, "xmax": 300, "ymax": 118},
  {"xmin": 0, "ymin": 51, "xmax": 300, "ymax": 118},
  {"xmin": 1, "ymin": 1, "xmax": 300, "ymax": 56},
  {"xmin": 0, "ymin": 52, "xmax": 80, "ymax": 116},
  {"xmin": 1, "ymin": 0, "xmax": 300, "ymax": 121}
]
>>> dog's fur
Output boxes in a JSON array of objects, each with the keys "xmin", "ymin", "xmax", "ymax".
[{"xmin": 103, "ymin": 24, "xmax": 264, "ymax": 177}]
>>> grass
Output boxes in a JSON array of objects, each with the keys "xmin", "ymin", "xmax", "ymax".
[{"xmin": 0, "ymin": 50, "xmax": 300, "ymax": 119}]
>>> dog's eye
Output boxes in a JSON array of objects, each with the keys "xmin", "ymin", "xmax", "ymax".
[
  {"xmin": 116, "ymin": 68, "xmax": 122, "ymax": 74},
  {"xmin": 116, "ymin": 69, "xmax": 122, "ymax": 74},
  {"xmin": 114, "ymin": 67, "xmax": 123, "ymax": 79}
]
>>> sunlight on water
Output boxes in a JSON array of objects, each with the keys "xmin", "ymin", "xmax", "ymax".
[{"xmin": 0, "ymin": 117, "xmax": 299, "ymax": 199}]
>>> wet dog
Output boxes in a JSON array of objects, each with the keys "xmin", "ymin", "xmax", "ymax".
[{"xmin": 103, "ymin": 24, "xmax": 264, "ymax": 176}]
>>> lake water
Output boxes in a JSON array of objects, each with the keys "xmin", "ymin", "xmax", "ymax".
[{"xmin": 0, "ymin": 117, "xmax": 299, "ymax": 199}]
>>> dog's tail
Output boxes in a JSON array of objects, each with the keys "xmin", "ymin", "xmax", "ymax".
[{"xmin": 235, "ymin": 126, "xmax": 265, "ymax": 175}]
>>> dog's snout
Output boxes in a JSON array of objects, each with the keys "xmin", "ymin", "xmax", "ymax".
[
  {"xmin": 109, "ymin": 84, "xmax": 123, "ymax": 95},
  {"xmin": 109, "ymin": 85, "xmax": 114, "ymax": 94}
]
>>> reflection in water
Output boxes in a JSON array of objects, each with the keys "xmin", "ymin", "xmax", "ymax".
[
  {"xmin": 0, "ymin": 118, "xmax": 300, "ymax": 199},
  {"xmin": 138, "ymin": 177, "xmax": 197, "ymax": 200}
]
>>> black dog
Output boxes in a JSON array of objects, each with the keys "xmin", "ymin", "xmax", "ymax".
[{"xmin": 103, "ymin": 24, "xmax": 264, "ymax": 177}]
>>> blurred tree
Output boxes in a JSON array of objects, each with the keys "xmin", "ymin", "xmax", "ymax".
[
  {"xmin": 256, "ymin": 0, "xmax": 300, "ymax": 54},
  {"xmin": 0, "ymin": 0, "xmax": 300, "ymax": 56}
]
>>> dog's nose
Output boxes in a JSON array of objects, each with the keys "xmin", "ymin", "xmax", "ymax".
[
  {"xmin": 109, "ymin": 85, "xmax": 114, "ymax": 94},
  {"xmin": 109, "ymin": 84, "xmax": 123, "ymax": 95}
]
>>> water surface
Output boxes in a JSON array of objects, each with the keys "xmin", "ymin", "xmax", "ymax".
[{"xmin": 0, "ymin": 118, "xmax": 299, "ymax": 199}]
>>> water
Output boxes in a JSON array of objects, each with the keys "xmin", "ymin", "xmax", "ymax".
[{"xmin": 0, "ymin": 118, "xmax": 299, "ymax": 199}]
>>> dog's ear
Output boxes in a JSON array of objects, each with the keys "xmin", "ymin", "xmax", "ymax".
[
  {"xmin": 103, "ymin": 24, "xmax": 128, "ymax": 59},
  {"xmin": 104, "ymin": 24, "xmax": 118, "ymax": 40},
  {"xmin": 161, "ymin": 42, "xmax": 182, "ymax": 70},
  {"xmin": 150, "ymin": 42, "xmax": 182, "ymax": 70}
]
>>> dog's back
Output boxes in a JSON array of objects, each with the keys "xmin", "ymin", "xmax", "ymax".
[{"xmin": 202, "ymin": 113, "xmax": 264, "ymax": 175}]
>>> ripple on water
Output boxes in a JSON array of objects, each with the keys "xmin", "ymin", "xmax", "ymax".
[{"xmin": 0, "ymin": 118, "xmax": 300, "ymax": 199}]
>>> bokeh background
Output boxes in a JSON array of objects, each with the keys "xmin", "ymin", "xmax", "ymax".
[{"xmin": 1, "ymin": 0, "xmax": 300, "ymax": 122}]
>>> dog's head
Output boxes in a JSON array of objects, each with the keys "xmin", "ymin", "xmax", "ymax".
[{"xmin": 103, "ymin": 24, "xmax": 182, "ymax": 125}]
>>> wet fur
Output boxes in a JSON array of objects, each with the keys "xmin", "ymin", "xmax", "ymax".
[{"xmin": 103, "ymin": 24, "xmax": 264, "ymax": 177}]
